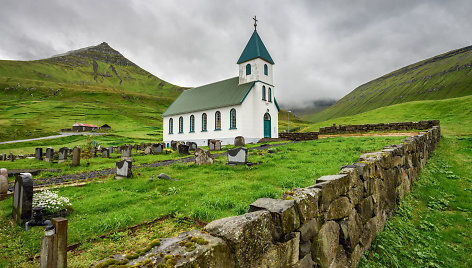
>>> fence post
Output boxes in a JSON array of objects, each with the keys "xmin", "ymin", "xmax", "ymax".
[
  {"xmin": 40, "ymin": 229, "xmax": 57, "ymax": 268},
  {"xmin": 52, "ymin": 217, "xmax": 68, "ymax": 268}
]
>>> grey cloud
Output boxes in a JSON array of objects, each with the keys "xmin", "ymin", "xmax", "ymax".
[{"xmin": 1, "ymin": 0, "xmax": 471, "ymax": 108}]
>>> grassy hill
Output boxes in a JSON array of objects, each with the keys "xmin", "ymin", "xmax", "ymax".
[
  {"xmin": 306, "ymin": 45, "xmax": 472, "ymax": 122},
  {"xmin": 0, "ymin": 42, "xmax": 184, "ymax": 142}
]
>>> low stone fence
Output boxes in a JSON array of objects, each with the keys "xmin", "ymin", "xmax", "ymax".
[
  {"xmin": 279, "ymin": 132, "xmax": 319, "ymax": 141},
  {"xmin": 96, "ymin": 123, "xmax": 441, "ymax": 267},
  {"xmin": 319, "ymin": 120, "xmax": 440, "ymax": 135}
]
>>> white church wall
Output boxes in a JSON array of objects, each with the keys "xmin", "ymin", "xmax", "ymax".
[{"xmin": 238, "ymin": 58, "xmax": 273, "ymax": 85}]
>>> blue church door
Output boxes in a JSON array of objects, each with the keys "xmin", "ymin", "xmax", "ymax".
[{"xmin": 264, "ymin": 113, "xmax": 271, "ymax": 138}]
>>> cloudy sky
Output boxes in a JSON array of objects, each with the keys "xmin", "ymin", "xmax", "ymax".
[{"xmin": 1, "ymin": 0, "xmax": 471, "ymax": 108}]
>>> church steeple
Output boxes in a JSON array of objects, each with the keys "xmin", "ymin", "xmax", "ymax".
[{"xmin": 238, "ymin": 18, "xmax": 274, "ymax": 85}]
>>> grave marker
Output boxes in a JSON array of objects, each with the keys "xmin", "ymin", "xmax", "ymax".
[
  {"xmin": 35, "ymin": 148, "xmax": 43, "ymax": 161},
  {"xmin": 178, "ymin": 144, "xmax": 190, "ymax": 155},
  {"xmin": 227, "ymin": 147, "xmax": 248, "ymax": 165},
  {"xmin": 12, "ymin": 173, "xmax": 34, "ymax": 225},
  {"xmin": 152, "ymin": 143, "xmax": 163, "ymax": 154},
  {"xmin": 0, "ymin": 168, "xmax": 8, "ymax": 194},
  {"xmin": 116, "ymin": 160, "xmax": 133, "ymax": 179},
  {"xmin": 71, "ymin": 147, "xmax": 80, "ymax": 166},
  {"xmin": 144, "ymin": 146, "xmax": 152, "ymax": 155},
  {"xmin": 171, "ymin": 141, "xmax": 178, "ymax": 151},
  {"xmin": 194, "ymin": 148, "xmax": 213, "ymax": 165},
  {"xmin": 121, "ymin": 145, "xmax": 133, "ymax": 161},
  {"xmin": 234, "ymin": 136, "xmax": 245, "ymax": 146},
  {"xmin": 209, "ymin": 140, "xmax": 222, "ymax": 151},
  {"xmin": 45, "ymin": 148, "xmax": 54, "ymax": 162},
  {"xmin": 58, "ymin": 147, "xmax": 68, "ymax": 163},
  {"xmin": 187, "ymin": 142, "xmax": 198, "ymax": 151},
  {"xmin": 101, "ymin": 148, "xmax": 110, "ymax": 158}
]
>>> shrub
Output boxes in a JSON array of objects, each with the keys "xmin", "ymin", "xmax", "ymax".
[{"xmin": 32, "ymin": 189, "xmax": 72, "ymax": 215}]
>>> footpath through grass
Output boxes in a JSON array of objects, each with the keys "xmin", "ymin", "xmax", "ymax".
[
  {"xmin": 360, "ymin": 135, "xmax": 472, "ymax": 267},
  {"xmin": 0, "ymin": 136, "xmax": 404, "ymax": 267}
]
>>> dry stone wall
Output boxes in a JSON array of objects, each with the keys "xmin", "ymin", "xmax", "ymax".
[
  {"xmin": 279, "ymin": 132, "xmax": 319, "ymax": 141},
  {"xmin": 96, "ymin": 123, "xmax": 441, "ymax": 268},
  {"xmin": 319, "ymin": 120, "xmax": 440, "ymax": 134}
]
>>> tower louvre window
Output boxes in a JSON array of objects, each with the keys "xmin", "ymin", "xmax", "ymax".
[
  {"xmin": 246, "ymin": 64, "xmax": 251, "ymax": 75},
  {"xmin": 264, "ymin": 64, "xmax": 268, "ymax": 75},
  {"xmin": 262, "ymin": 86, "xmax": 266, "ymax": 100}
]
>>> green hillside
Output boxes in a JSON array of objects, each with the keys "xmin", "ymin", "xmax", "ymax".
[
  {"xmin": 306, "ymin": 45, "xmax": 472, "ymax": 122},
  {"xmin": 302, "ymin": 94, "xmax": 472, "ymax": 135},
  {"xmin": 0, "ymin": 42, "xmax": 183, "ymax": 142}
]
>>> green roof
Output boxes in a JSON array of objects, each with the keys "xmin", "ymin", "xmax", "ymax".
[
  {"xmin": 162, "ymin": 77, "xmax": 254, "ymax": 117},
  {"xmin": 237, "ymin": 30, "xmax": 274, "ymax": 64}
]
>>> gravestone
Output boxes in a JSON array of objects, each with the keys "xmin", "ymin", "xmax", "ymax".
[
  {"xmin": 45, "ymin": 147, "xmax": 54, "ymax": 162},
  {"xmin": 227, "ymin": 147, "xmax": 248, "ymax": 165},
  {"xmin": 12, "ymin": 173, "xmax": 33, "ymax": 225},
  {"xmin": 9, "ymin": 153, "xmax": 15, "ymax": 162},
  {"xmin": 178, "ymin": 144, "xmax": 190, "ymax": 155},
  {"xmin": 108, "ymin": 146, "xmax": 114, "ymax": 154},
  {"xmin": 209, "ymin": 140, "xmax": 222, "ymax": 151},
  {"xmin": 58, "ymin": 147, "xmax": 68, "ymax": 163},
  {"xmin": 35, "ymin": 148, "xmax": 43, "ymax": 161},
  {"xmin": 116, "ymin": 146, "xmax": 122, "ymax": 154},
  {"xmin": 121, "ymin": 146, "xmax": 133, "ymax": 161},
  {"xmin": 171, "ymin": 141, "xmax": 178, "ymax": 151},
  {"xmin": 144, "ymin": 146, "xmax": 152, "ymax": 155},
  {"xmin": 0, "ymin": 154, "xmax": 3, "ymax": 161},
  {"xmin": 102, "ymin": 148, "xmax": 110, "ymax": 158},
  {"xmin": 140, "ymin": 142, "xmax": 146, "ymax": 150},
  {"xmin": 0, "ymin": 168, "xmax": 8, "ymax": 194},
  {"xmin": 234, "ymin": 136, "xmax": 245, "ymax": 147},
  {"xmin": 72, "ymin": 146, "xmax": 81, "ymax": 166},
  {"xmin": 187, "ymin": 142, "xmax": 197, "ymax": 151},
  {"xmin": 1, "ymin": 154, "xmax": 6, "ymax": 161},
  {"xmin": 133, "ymin": 144, "xmax": 139, "ymax": 151},
  {"xmin": 194, "ymin": 148, "xmax": 213, "ymax": 165},
  {"xmin": 152, "ymin": 143, "xmax": 163, "ymax": 154},
  {"xmin": 116, "ymin": 160, "xmax": 133, "ymax": 179}
]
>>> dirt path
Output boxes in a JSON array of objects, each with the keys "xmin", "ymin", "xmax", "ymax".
[
  {"xmin": 318, "ymin": 132, "xmax": 419, "ymax": 139},
  {"xmin": 0, "ymin": 132, "xmax": 105, "ymax": 145}
]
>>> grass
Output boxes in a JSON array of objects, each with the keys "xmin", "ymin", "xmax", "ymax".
[
  {"xmin": 360, "ymin": 135, "xmax": 472, "ymax": 267},
  {"xmin": 0, "ymin": 136, "xmax": 405, "ymax": 267},
  {"xmin": 305, "ymin": 45, "xmax": 472, "ymax": 123}
]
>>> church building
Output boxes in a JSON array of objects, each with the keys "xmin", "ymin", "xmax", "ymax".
[{"xmin": 162, "ymin": 20, "xmax": 279, "ymax": 146}]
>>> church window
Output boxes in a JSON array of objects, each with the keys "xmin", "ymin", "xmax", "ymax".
[
  {"xmin": 215, "ymin": 111, "xmax": 221, "ymax": 130},
  {"xmin": 190, "ymin": 115, "xmax": 195, "ymax": 132},
  {"xmin": 246, "ymin": 64, "xmax": 251, "ymax": 75},
  {"xmin": 178, "ymin": 116, "xmax": 183, "ymax": 133},
  {"xmin": 168, "ymin": 118, "xmax": 173, "ymax": 134},
  {"xmin": 268, "ymin": 88, "xmax": 272, "ymax": 102},
  {"xmin": 202, "ymin": 113, "xmax": 207, "ymax": 131},
  {"xmin": 230, "ymin": 108, "xmax": 236, "ymax": 129},
  {"xmin": 264, "ymin": 64, "xmax": 268, "ymax": 75},
  {"xmin": 262, "ymin": 86, "xmax": 266, "ymax": 100}
]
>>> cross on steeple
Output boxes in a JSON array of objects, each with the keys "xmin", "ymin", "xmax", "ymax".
[{"xmin": 253, "ymin": 16, "xmax": 258, "ymax": 30}]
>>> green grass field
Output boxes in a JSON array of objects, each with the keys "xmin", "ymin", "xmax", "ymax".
[{"xmin": 0, "ymin": 136, "xmax": 404, "ymax": 267}]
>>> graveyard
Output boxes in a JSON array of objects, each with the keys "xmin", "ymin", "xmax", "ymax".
[{"xmin": 1, "ymin": 135, "xmax": 409, "ymax": 266}]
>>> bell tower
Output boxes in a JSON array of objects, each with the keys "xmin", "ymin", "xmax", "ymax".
[{"xmin": 237, "ymin": 16, "xmax": 274, "ymax": 85}]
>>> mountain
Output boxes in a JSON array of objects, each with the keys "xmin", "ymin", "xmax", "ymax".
[
  {"xmin": 305, "ymin": 45, "xmax": 472, "ymax": 122},
  {"xmin": 0, "ymin": 42, "xmax": 184, "ymax": 142}
]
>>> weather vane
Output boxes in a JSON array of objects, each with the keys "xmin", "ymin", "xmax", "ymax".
[{"xmin": 253, "ymin": 16, "xmax": 258, "ymax": 30}]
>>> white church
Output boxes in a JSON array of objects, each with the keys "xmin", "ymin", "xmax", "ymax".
[{"xmin": 162, "ymin": 20, "xmax": 279, "ymax": 147}]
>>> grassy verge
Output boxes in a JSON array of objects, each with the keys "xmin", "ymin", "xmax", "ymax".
[
  {"xmin": 360, "ymin": 135, "xmax": 472, "ymax": 267},
  {"xmin": 0, "ymin": 136, "xmax": 404, "ymax": 267}
]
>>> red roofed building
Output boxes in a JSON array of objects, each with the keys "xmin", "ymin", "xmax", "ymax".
[{"xmin": 72, "ymin": 123, "xmax": 98, "ymax": 132}]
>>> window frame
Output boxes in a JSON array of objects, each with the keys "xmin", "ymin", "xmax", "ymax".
[
  {"xmin": 264, "ymin": 64, "xmax": 268, "ymax": 75},
  {"xmin": 178, "ymin": 116, "xmax": 183, "ymax": 133},
  {"xmin": 168, "ymin": 118, "xmax": 173, "ymax": 134},
  {"xmin": 230, "ymin": 108, "xmax": 237, "ymax": 129},
  {"xmin": 268, "ymin": 87, "xmax": 272, "ymax": 102},
  {"xmin": 189, "ymin": 115, "xmax": 195, "ymax": 133},
  {"xmin": 201, "ymin": 113, "xmax": 207, "ymax": 132},
  {"xmin": 215, "ymin": 111, "xmax": 221, "ymax": 130},
  {"xmin": 262, "ymin": 85, "xmax": 266, "ymax": 100},
  {"xmin": 246, "ymin": 64, "xmax": 251, "ymax": 75}
]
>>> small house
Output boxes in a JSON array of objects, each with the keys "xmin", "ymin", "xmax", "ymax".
[
  {"xmin": 72, "ymin": 123, "xmax": 98, "ymax": 132},
  {"xmin": 100, "ymin": 124, "xmax": 112, "ymax": 130}
]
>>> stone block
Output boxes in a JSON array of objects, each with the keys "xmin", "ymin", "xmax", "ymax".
[
  {"xmin": 325, "ymin": 196, "xmax": 352, "ymax": 220},
  {"xmin": 312, "ymin": 174, "xmax": 349, "ymax": 210},
  {"xmin": 339, "ymin": 208, "xmax": 362, "ymax": 252},
  {"xmin": 255, "ymin": 232, "xmax": 299, "ymax": 268},
  {"xmin": 358, "ymin": 196, "xmax": 374, "ymax": 224},
  {"xmin": 350, "ymin": 244, "xmax": 363, "ymax": 268},
  {"xmin": 340, "ymin": 167, "xmax": 363, "ymax": 206},
  {"xmin": 291, "ymin": 254, "xmax": 314, "ymax": 268},
  {"xmin": 249, "ymin": 198, "xmax": 300, "ymax": 237},
  {"xmin": 299, "ymin": 240, "xmax": 312, "ymax": 259},
  {"xmin": 204, "ymin": 211, "xmax": 275, "ymax": 267},
  {"xmin": 313, "ymin": 221, "xmax": 339, "ymax": 267},
  {"xmin": 194, "ymin": 148, "xmax": 213, "ymax": 165},
  {"xmin": 298, "ymin": 217, "xmax": 321, "ymax": 243},
  {"xmin": 328, "ymin": 246, "xmax": 347, "ymax": 268},
  {"xmin": 290, "ymin": 187, "xmax": 321, "ymax": 224}
]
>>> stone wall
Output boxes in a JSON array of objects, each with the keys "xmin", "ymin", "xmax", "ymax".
[
  {"xmin": 98, "ymin": 124, "xmax": 441, "ymax": 268},
  {"xmin": 319, "ymin": 120, "xmax": 440, "ymax": 135},
  {"xmin": 279, "ymin": 132, "xmax": 319, "ymax": 141}
]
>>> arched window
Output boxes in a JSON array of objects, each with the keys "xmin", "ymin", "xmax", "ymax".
[
  {"xmin": 202, "ymin": 113, "xmax": 207, "ymax": 131},
  {"xmin": 168, "ymin": 118, "xmax": 173, "ymax": 134},
  {"xmin": 268, "ymin": 88, "xmax": 272, "ymax": 102},
  {"xmin": 190, "ymin": 115, "xmax": 195, "ymax": 132},
  {"xmin": 215, "ymin": 111, "xmax": 221, "ymax": 130},
  {"xmin": 264, "ymin": 113, "xmax": 271, "ymax": 121},
  {"xmin": 178, "ymin": 116, "xmax": 183, "ymax": 133},
  {"xmin": 246, "ymin": 64, "xmax": 251, "ymax": 75},
  {"xmin": 264, "ymin": 64, "xmax": 268, "ymax": 75},
  {"xmin": 262, "ymin": 86, "xmax": 266, "ymax": 100},
  {"xmin": 230, "ymin": 108, "xmax": 236, "ymax": 129}
]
